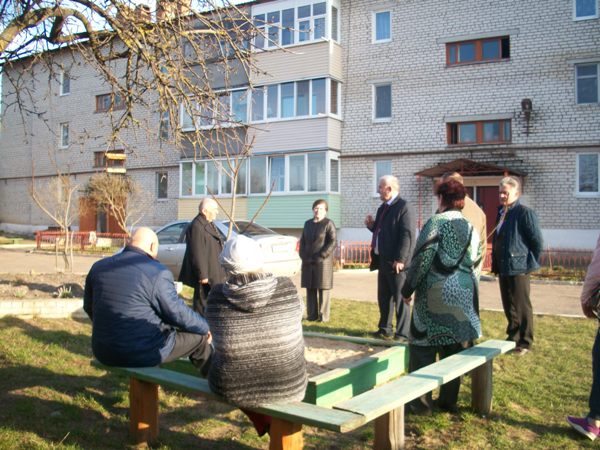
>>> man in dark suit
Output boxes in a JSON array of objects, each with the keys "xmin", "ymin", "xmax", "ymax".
[
  {"xmin": 84, "ymin": 227, "xmax": 212, "ymax": 373},
  {"xmin": 365, "ymin": 175, "xmax": 416, "ymax": 341},
  {"xmin": 179, "ymin": 198, "xmax": 226, "ymax": 315}
]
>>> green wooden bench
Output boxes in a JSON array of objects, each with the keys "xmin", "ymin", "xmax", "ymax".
[
  {"xmin": 97, "ymin": 338, "xmax": 513, "ymax": 449},
  {"xmin": 333, "ymin": 339, "xmax": 516, "ymax": 449}
]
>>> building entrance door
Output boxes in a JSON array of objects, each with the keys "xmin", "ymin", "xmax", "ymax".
[{"xmin": 474, "ymin": 186, "xmax": 499, "ymax": 243}]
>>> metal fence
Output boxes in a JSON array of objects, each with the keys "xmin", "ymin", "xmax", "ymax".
[
  {"xmin": 35, "ymin": 231, "xmax": 129, "ymax": 251},
  {"xmin": 337, "ymin": 241, "xmax": 593, "ymax": 271}
]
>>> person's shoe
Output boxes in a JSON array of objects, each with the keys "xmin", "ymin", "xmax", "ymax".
[
  {"xmin": 514, "ymin": 346, "xmax": 530, "ymax": 356},
  {"xmin": 393, "ymin": 335, "xmax": 409, "ymax": 344},
  {"xmin": 371, "ymin": 330, "xmax": 393, "ymax": 340},
  {"xmin": 567, "ymin": 416, "xmax": 600, "ymax": 440},
  {"xmin": 436, "ymin": 400, "xmax": 459, "ymax": 414}
]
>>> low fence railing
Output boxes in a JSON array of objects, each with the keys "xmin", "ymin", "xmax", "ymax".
[
  {"xmin": 35, "ymin": 231, "xmax": 129, "ymax": 252},
  {"xmin": 337, "ymin": 241, "xmax": 593, "ymax": 271}
]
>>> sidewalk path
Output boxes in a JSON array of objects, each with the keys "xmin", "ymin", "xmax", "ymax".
[{"xmin": 0, "ymin": 247, "xmax": 584, "ymax": 317}]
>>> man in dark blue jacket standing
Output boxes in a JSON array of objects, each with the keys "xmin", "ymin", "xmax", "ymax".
[
  {"xmin": 492, "ymin": 176, "xmax": 543, "ymax": 356},
  {"xmin": 84, "ymin": 227, "xmax": 212, "ymax": 372}
]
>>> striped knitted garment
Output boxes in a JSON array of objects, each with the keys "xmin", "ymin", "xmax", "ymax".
[{"xmin": 206, "ymin": 272, "xmax": 308, "ymax": 407}]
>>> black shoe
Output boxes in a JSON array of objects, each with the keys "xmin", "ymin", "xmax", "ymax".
[
  {"xmin": 371, "ymin": 330, "xmax": 393, "ymax": 340},
  {"xmin": 436, "ymin": 400, "xmax": 458, "ymax": 414},
  {"xmin": 406, "ymin": 402, "xmax": 432, "ymax": 416}
]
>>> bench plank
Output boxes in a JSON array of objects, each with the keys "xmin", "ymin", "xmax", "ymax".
[
  {"xmin": 119, "ymin": 366, "xmax": 366, "ymax": 433},
  {"xmin": 334, "ymin": 340, "xmax": 514, "ymax": 421}
]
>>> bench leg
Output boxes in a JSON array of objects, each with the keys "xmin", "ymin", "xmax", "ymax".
[
  {"xmin": 374, "ymin": 406, "xmax": 404, "ymax": 450},
  {"xmin": 129, "ymin": 377, "xmax": 159, "ymax": 445},
  {"xmin": 471, "ymin": 359, "xmax": 493, "ymax": 415},
  {"xmin": 269, "ymin": 418, "xmax": 303, "ymax": 450}
]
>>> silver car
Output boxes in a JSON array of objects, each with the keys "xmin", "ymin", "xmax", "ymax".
[{"xmin": 156, "ymin": 220, "xmax": 301, "ymax": 279}]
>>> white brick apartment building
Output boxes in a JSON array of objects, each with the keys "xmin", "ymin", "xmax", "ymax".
[{"xmin": 0, "ymin": 0, "xmax": 599, "ymax": 249}]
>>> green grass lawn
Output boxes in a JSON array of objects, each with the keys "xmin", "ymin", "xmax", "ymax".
[{"xmin": 0, "ymin": 300, "xmax": 597, "ymax": 449}]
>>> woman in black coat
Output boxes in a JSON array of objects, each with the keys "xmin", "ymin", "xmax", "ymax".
[{"xmin": 299, "ymin": 199, "xmax": 337, "ymax": 322}]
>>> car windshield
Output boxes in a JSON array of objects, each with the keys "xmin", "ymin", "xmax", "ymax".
[{"xmin": 223, "ymin": 221, "xmax": 276, "ymax": 237}]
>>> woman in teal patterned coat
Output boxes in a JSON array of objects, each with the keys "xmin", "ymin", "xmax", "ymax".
[{"xmin": 401, "ymin": 180, "xmax": 482, "ymax": 414}]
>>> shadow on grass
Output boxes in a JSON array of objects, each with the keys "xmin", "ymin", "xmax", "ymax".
[
  {"xmin": 0, "ymin": 279, "xmax": 84, "ymax": 297},
  {"xmin": 0, "ymin": 317, "xmax": 265, "ymax": 449}
]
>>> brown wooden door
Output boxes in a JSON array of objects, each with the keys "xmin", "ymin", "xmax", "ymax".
[{"xmin": 475, "ymin": 186, "xmax": 499, "ymax": 243}]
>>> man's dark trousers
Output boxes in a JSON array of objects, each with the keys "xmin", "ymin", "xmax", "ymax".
[
  {"xmin": 193, "ymin": 283, "xmax": 211, "ymax": 316},
  {"xmin": 164, "ymin": 331, "xmax": 212, "ymax": 376},
  {"xmin": 589, "ymin": 327, "xmax": 600, "ymax": 419},
  {"xmin": 377, "ymin": 264, "xmax": 410, "ymax": 338},
  {"xmin": 499, "ymin": 274, "xmax": 533, "ymax": 349}
]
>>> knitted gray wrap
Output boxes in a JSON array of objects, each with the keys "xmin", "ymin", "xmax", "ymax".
[{"xmin": 206, "ymin": 273, "xmax": 308, "ymax": 407}]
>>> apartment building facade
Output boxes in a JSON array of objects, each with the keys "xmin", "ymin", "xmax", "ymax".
[{"xmin": 0, "ymin": 0, "xmax": 599, "ymax": 248}]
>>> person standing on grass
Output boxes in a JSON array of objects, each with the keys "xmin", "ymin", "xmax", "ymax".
[
  {"xmin": 365, "ymin": 175, "xmax": 416, "ymax": 342},
  {"xmin": 179, "ymin": 197, "xmax": 227, "ymax": 315},
  {"xmin": 299, "ymin": 199, "xmax": 337, "ymax": 322},
  {"xmin": 567, "ymin": 235, "xmax": 600, "ymax": 441},
  {"xmin": 83, "ymin": 227, "xmax": 212, "ymax": 374},
  {"xmin": 401, "ymin": 180, "xmax": 482, "ymax": 414},
  {"xmin": 491, "ymin": 176, "xmax": 543, "ymax": 356}
]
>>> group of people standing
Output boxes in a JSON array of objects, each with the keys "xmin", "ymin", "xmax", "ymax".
[
  {"xmin": 83, "ymin": 170, "xmax": 550, "ymax": 435},
  {"xmin": 364, "ymin": 172, "xmax": 543, "ymax": 414}
]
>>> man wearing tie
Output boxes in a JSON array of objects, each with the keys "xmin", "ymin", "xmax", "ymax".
[
  {"xmin": 365, "ymin": 175, "xmax": 416, "ymax": 342},
  {"xmin": 492, "ymin": 176, "xmax": 543, "ymax": 355}
]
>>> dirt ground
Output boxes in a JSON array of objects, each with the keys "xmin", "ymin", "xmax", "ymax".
[{"xmin": 0, "ymin": 272, "xmax": 86, "ymax": 299}]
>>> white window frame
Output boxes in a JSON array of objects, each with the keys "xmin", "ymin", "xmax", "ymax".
[
  {"xmin": 575, "ymin": 153, "xmax": 600, "ymax": 197},
  {"xmin": 60, "ymin": 71, "xmax": 70, "ymax": 96},
  {"xmin": 573, "ymin": 0, "xmax": 599, "ymax": 20},
  {"xmin": 575, "ymin": 62, "xmax": 600, "ymax": 104},
  {"xmin": 180, "ymin": 159, "xmax": 249, "ymax": 198},
  {"xmin": 372, "ymin": 10, "xmax": 392, "ymax": 43},
  {"xmin": 373, "ymin": 160, "xmax": 392, "ymax": 195},
  {"xmin": 372, "ymin": 82, "xmax": 392, "ymax": 122},
  {"xmin": 59, "ymin": 123, "xmax": 69, "ymax": 148}
]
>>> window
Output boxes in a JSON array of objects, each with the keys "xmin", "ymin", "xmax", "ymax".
[
  {"xmin": 307, "ymin": 152, "xmax": 326, "ymax": 191},
  {"xmin": 577, "ymin": 153, "xmax": 599, "ymax": 194},
  {"xmin": 94, "ymin": 150, "xmax": 125, "ymax": 168},
  {"xmin": 373, "ymin": 83, "xmax": 392, "ymax": 121},
  {"xmin": 330, "ymin": 80, "xmax": 340, "ymax": 115},
  {"xmin": 253, "ymin": 1, "xmax": 331, "ymax": 50},
  {"xmin": 159, "ymin": 111, "xmax": 170, "ymax": 140},
  {"xmin": 574, "ymin": 0, "xmax": 598, "ymax": 19},
  {"xmin": 189, "ymin": 151, "xmax": 339, "ymax": 196},
  {"xmin": 374, "ymin": 160, "xmax": 392, "ymax": 194},
  {"xmin": 156, "ymin": 172, "xmax": 168, "ymax": 199},
  {"xmin": 59, "ymin": 123, "xmax": 69, "ymax": 148},
  {"xmin": 447, "ymin": 37, "xmax": 510, "ymax": 66},
  {"xmin": 373, "ymin": 11, "xmax": 391, "ymax": 43},
  {"xmin": 180, "ymin": 160, "xmax": 248, "ymax": 197},
  {"xmin": 576, "ymin": 63, "xmax": 599, "ymax": 104},
  {"xmin": 60, "ymin": 71, "xmax": 70, "ymax": 95},
  {"xmin": 96, "ymin": 93, "xmax": 125, "ymax": 112},
  {"xmin": 447, "ymin": 120, "xmax": 511, "ymax": 145}
]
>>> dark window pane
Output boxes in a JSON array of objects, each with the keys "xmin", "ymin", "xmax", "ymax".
[
  {"xmin": 459, "ymin": 42, "xmax": 475, "ymax": 62},
  {"xmin": 482, "ymin": 40, "xmax": 500, "ymax": 59},
  {"xmin": 282, "ymin": 8, "xmax": 294, "ymax": 45},
  {"xmin": 298, "ymin": 5, "xmax": 311, "ymax": 18},
  {"xmin": 313, "ymin": 2, "xmax": 326, "ymax": 15},
  {"xmin": 269, "ymin": 156, "xmax": 285, "ymax": 191},
  {"xmin": 296, "ymin": 80, "xmax": 310, "ymax": 116},
  {"xmin": 375, "ymin": 84, "xmax": 391, "ymax": 118},
  {"xmin": 311, "ymin": 78, "xmax": 326, "ymax": 115},
  {"xmin": 252, "ymin": 88, "xmax": 264, "ymax": 121},
  {"xmin": 501, "ymin": 37, "xmax": 510, "ymax": 58},
  {"xmin": 448, "ymin": 45, "xmax": 457, "ymax": 64},
  {"xmin": 576, "ymin": 0, "xmax": 597, "ymax": 17},
  {"xmin": 579, "ymin": 154, "xmax": 599, "ymax": 192},
  {"xmin": 458, "ymin": 123, "xmax": 476, "ymax": 142},
  {"xmin": 267, "ymin": 85, "xmax": 278, "ymax": 118},
  {"xmin": 483, "ymin": 121, "xmax": 500, "ymax": 141},
  {"xmin": 578, "ymin": 77, "xmax": 599, "ymax": 104},
  {"xmin": 299, "ymin": 20, "xmax": 310, "ymax": 41}
]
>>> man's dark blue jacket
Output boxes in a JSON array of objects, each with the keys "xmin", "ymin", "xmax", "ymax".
[
  {"xmin": 84, "ymin": 246, "xmax": 209, "ymax": 367},
  {"xmin": 491, "ymin": 200, "xmax": 543, "ymax": 276}
]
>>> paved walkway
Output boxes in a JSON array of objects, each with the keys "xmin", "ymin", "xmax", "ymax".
[{"xmin": 0, "ymin": 246, "xmax": 585, "ymax": 317}]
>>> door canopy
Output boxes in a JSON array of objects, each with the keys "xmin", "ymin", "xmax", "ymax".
[{"xmin": 415, "ymin": 158, "xmax": 526, "ymax": 178}]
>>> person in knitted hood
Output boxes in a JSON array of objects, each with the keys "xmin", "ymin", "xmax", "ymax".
[{"xmin": 206, "ymin": 234, "xmax": 308, "ymax": 435}]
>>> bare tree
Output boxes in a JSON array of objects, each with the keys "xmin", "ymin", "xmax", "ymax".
[
  {"xmin": 30, "ymin": 171, "xmax": 79, "ymax": 271},
  {"xmin": 2, "ymin": 1, "xmax": 277, "ymax": 238},
  {"xmin": 84, "ymin": 173, "xmax": 148, "ymax": 236}
]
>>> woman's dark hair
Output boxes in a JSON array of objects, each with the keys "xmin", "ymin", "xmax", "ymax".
[
  {"xmin": 312, "ymin": 199, "xmax": 328, "ymax": 211},
  {"xmin": 435, "ymin": 180, "xmax": 466, "ymax": 210}
]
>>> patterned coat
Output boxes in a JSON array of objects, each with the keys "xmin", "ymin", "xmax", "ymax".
[
  {"xmin": 206, "ymin": 273, "xmax": 307, "ymax": 407},
  {"xmin": 401, "ymin": 210, "xmax": 482, "ymax": 347},
  {"xmin": 299, "ymin": 218, "xmax": 337, "ymax": 290}
]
